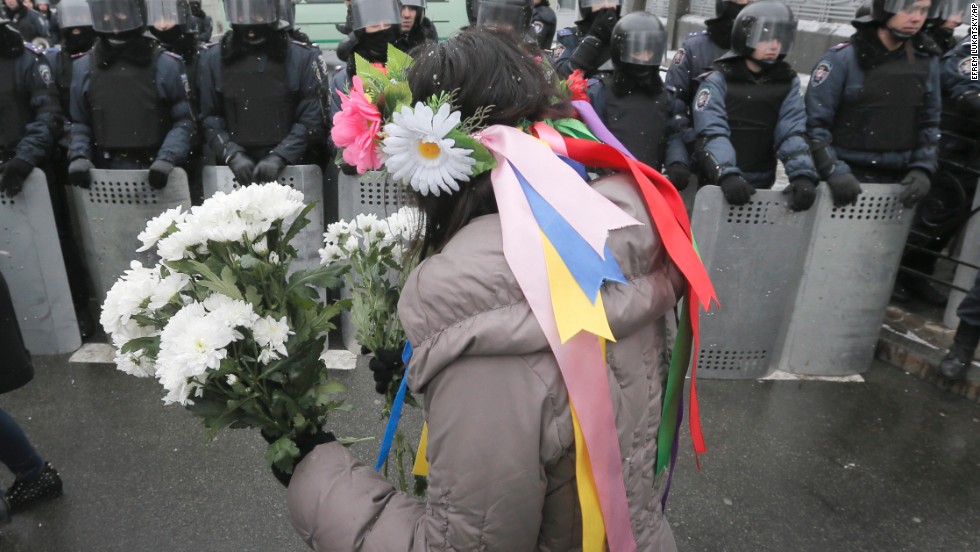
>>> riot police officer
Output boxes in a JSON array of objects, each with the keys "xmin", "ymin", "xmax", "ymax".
[
  {"xmin": 921, "ymin": 0, "xmax": 965, "ymax": 53},
  {"xmin": 148, "ymin": 0, "xmax": 201, "ymax": 89},
  {"xmin": 67, "ymin": 0, "xmax": 194, "ymax": 189},
  {"xmin": 332, "ymin": 0, "xmax": 401, "ymax": 118},
  {"xmin": 552, "ymin": 0, "xmax": 619, "ymax": 78},
  {"xmin": 35, "ymin": 0, "xmax": 57, "ymax": 43},
  {"xmin": 42, "ymin": 0, "xmax": 96, "ymax": 336},
  {"xmin": 586, "ymin": 12, "xmax": 688, "ymax": 181},
  {"xmin": 896, "ymin": 31, "xmax": 980, "ymax": 303},
  {"xmin": 530, "ymin": 0, "xmax": 555, "ymax": 50},
  {"xmin": 693, "ymin": 0, "xmax": 818, "ymax": 210},
  {"xmin": 279, "ymin": 0, "xmax": 314, "ymax": 46},
  {"xmin": 3, "ymin": 0, "xmax": 47, "ymax": 42},
  {"xmin": 198, "ymin": 0, "xmax": 328, "ymax": 185},
  {"xmin": 666, "ymin": 0, "xmax": 751, "ymax": 168},
  {"xmin": 394, "ymin": 0, "xmax": 436, "ymax": 52},
  {"xmin": 188, "ymin": 0, "xmax": 211, "ymax": 42},
  {"xmin": 475, "ymin": 0, "xmax": 533, "ymax": 40},
  {"xmin": 0, "ymin": 14, "xmax": 61, "ymax": 199},
  {"xmin": 805, "ymin": 0, "xmax": 941, "ymax": 208}
]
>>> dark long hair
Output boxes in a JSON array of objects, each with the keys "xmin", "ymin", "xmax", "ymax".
[{"xmin": 405, "ymin": 28, "xmax": 570, "ymax": 258}]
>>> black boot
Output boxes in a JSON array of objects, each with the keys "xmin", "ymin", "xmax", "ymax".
[
  {"xmin": 939, "ymin": 322, "xmax": 980, "ymax": 381},
  {"xmin": 903, "ymin": 275, "xmax": 949, "ymax": 306},
  {"xmin": 5, "ymin": 463, "xmax": 63, "ymax": 512}
]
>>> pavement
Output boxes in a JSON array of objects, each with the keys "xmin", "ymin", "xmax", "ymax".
[{"xmin": 1, "ymin": 339, "xmax": 977, "ymax": 551}]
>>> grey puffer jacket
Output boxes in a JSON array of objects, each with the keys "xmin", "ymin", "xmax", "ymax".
[{"xmin": 287, "ymin": 173, "xmax": 685, "ymax": 551}]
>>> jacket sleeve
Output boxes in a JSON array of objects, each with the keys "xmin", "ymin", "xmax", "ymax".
[
  {"xmin": 68, "ymin": 53, "xmax": 93, "ymax": 161},
  {"xmin": 804, "ymin": 49, "xmax": 852, "ymax": 178},
  {"xmin": 775, "ymin": 77, "xmax": 817, "ymax": 182},
  {"xmin": 941, "ymin": 40, "xmax": 980, "ymax": 100},
  {"xmin": 552, "ymin": 30, "xmax": 583, "ymax": 79},
  {"xmin": 155, "ymin": 54, "xmax": 196, "ymax": 165},
  {"xmin": 909, "ymin": 57, "xmax": 941, "ymax": 174},
  {"xmin": 198, "ymin": 48, "xmax": 242, "ymax": 162},
  {"xmin": 272, "ymin": 47, "xmax": 327, "ymax": 164},
  {"xmin": 664, "ymin": 87, "xmax": 690, "ymax": 168},
  {"xmin": 287, "ymin": 356, "xmax": 551, "ymax": 551},
  {"xmin": 692, "ymin": 75, "xmax": 739, "ymax": 182},
  {"xmin": 15, "ymin": 50, "xmax": 61, "ymax": 166}
]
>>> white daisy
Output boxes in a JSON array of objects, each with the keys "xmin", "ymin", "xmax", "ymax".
[{"xmin": 382, "ymin": 102, "xmax": 476, "ymax": 196}]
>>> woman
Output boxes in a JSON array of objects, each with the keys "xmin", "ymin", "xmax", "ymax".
[{"xmin": 289, "ymin": 29, "xmax": 686, "ymax": 551}]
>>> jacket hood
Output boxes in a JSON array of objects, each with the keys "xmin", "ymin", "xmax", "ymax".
[{"xmin": 398, "ymin": 172, "xmax": 685, "ymax": 393}]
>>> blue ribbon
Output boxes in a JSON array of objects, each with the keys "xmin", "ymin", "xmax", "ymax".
[
  {"xmin": 374, "ymin": 341, "xmax": 414, "ymax": 472},
  {"xmin": 512, "ymin": 162, "xmax": 626, "ymax": 302}
]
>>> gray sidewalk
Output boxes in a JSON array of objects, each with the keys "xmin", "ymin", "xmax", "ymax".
[{"xmin": 1, "ymin": 354, "xmax": 977, "ymax": 552}]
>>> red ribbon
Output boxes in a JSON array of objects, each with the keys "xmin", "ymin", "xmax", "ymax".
[{"xmin": 536, "ymin": 131, "xmax": 718, "ymax": 456}]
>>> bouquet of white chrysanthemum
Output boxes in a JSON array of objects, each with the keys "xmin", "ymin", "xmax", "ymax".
[
  {"xmin": 319, "ymin": 206, "xmax": 423, "ymax": 355},
  {"xmin": 101, "ymin": 183, "xmax": 349, "ymax": 478}
]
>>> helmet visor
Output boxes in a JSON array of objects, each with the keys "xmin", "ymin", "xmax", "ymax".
[
  {"xmin": 617, "ymin": 28, "xmax": 666, "ymax": 66},
  {"xmin": 88, "ymin": 0, "xmax": 145, "ymax": 32},
  {"xmin": 223, "ymin": 0, "xmax": 278, "ymax": 25},
  {"xmin": 881, "ymin": 0, "xmax": 931, "ymax": 16},
  {"xmin": 399, "ymin": 0, "xmax": 425, "ymax": 8},
  {"xmin": 933, "ymin": 0, "xmax": 968, "ymax": 20},
  {"xmin": 579, "ymin": 0, "xmax": 620, "ymax": 8},
  {"xmin": 60, "ymin": 0, "xmax": 95, "ymax": 27},
  {"xmin": 476, "ymin": 1, "xmax": 530, "ymax": 33},
  {"xmin": 147, "ymin": 0, "xmax": 189, "ymax": 29},
  {"xmin": 278, "ymin": 0, "xmax": 294, "ymax": 27},
  {"xmin": 351, "ymin": 0, "xmax": 401, "ymax": 30},
  {"xmin": 745, "ymin": 17, "xmax": 796, "ymax": 55}
]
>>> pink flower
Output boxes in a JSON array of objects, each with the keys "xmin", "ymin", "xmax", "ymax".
[{"xmin": 331, "ymin": 76, "xmax": 383, "ymax": 173}]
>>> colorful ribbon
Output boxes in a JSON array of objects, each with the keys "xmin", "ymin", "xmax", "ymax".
[{"xmin": 374, "ymin": 341, "xmax": 414, "ymax": 472}]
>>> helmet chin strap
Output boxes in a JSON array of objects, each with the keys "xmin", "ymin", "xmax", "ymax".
[{"xmin": 886, "ymin": 24, "xmax": 913, "ymax": 40}]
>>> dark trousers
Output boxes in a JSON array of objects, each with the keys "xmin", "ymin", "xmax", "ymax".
[
  {"xmin": 0, "ymin": 408, "xmax": 45, "ymax": 491},
  {"xmin": 958, "ymin": 270, "xmax": 980, "ymax": 328}
]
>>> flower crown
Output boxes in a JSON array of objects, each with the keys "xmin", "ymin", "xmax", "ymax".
[
  {"xmin": 331, "ymin": 46, "xmax": 592, "ymax": 197},
  {"xmin": 331, "ymin": 45, "xmax": 497, "ymax": 197}
]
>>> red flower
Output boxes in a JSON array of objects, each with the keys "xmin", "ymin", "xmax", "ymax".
[
  {"xmin": 566, "ymin": 69, "xmax": 589, "ymax": 102},
  {"xmin": 370, "ymin": 62, "xmax": 388, "ymax": 75}
]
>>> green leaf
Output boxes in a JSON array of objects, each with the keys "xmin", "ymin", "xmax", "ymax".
[
  {"xmin": 353, "ymin": 53, "xmax": 387, "ymax": 94},
  {"xmin": 451, "ymin": 131, "xmax": 496, "ymax": 176},
  {"xmin": 385, "ymin": 44, "xmax": 413, "ymax": 80},
  {"xmin": 314, "ymin": 381, "xmax": 347, "ymax": 407},
  {"xmin": 286, "ymin": 264, "xmax": 346, "ymax": 295},
  {"xmin": 120, "ymin": 336, "xmax": 158, "ymax": 355},
  {"xmin": 265, "ymin": 437, "xmax": 301, "ymax": 474},
  {"xmin": 245, "ymin": 285, "xmax": 262, "ymax": 308},
  {"xmin": 283, "ymin": 202, "xmax": 316, "ymax": 248}
]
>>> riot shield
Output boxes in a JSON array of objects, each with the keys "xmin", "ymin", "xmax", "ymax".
[
  {"xmin": 202, "ymin": 165, "xmax": 324, "ymax": 273},
  {"xmin": 0, "ymin": 169, "xmax": 81, "ymax": 354},
  {"xmin": 691, "ymin": 186, "xmax": 817, "ymax": 379},
  {"xmin": 775, "ymin": 184, "xmax": 913, "ymax": 375},
  {"xmin": 70, "ymin": 168, "xmax": 192, "ymax": 305},
  {"xmin": 944, "ymin": 185, "xmax": 980, "ymax": 329}
]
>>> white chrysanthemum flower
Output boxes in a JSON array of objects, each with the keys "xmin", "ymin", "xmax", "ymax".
[
  {"xmin": 382, "ymin": 102, "xmax": 477, "ymax": 196},
  {"xmin": 156, "ymin": 229, "xmax": 199, "ymax": 261},
  {"xmin": 226, "ymin": 374, "xmax": 239, "ymax": 386},
  {"xmin": 203, "ymin": 294, "xmax": 259, "ymax": 329},
  {"xmin": 253, "ymin": 315, "xmax": 292, "ymax": 357},
  {"xmin": 323, "ymin": 221, "xmax": 351, "ymax": 246},
  {"xmin": 354, "ymin": 213, "xmax": 380, "ymax": 234},
  {"xmin": 318, "ymin": 244, "xmax": 346, "ymax": 265},
  {"xmin": 148, "ymin": 272, "xmax": 191, "ymax": 310},
  {"xmin": 156, "ymin": 303, "xmax": 242, "ymax": 404},
  {"xmin": 268, "ymin": 251, "xmax": 281, "ymax": 265},
  {"xmin": 137, "ymin": 206, "xmax": 186, "ymax": 252},
  {"xmin": 343, "ymin": 235, "xmax": 360, "ymax": 254},
  {"xmin": 115, "ymin": 351, "xmax": 156, "ymax": 378},
  {"xmin": 253, "ymin": 237, "xmax": 269, "ymax": 255},
  {"xmin": 100, "ymin": 261, "xmax": 160, "ymax": 336}
]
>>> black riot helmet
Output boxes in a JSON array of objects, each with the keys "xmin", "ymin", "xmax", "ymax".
[
  {"xmin": 147, "ymin": 0, "xmax": 191, "ymax": 30},
  {"xmin": 610, "ymin": 11, "xmax": 666, "ymax": 69},
  {"xmin": 88, "ymin": 0, "xmax": 148, "ymax": 33},
  {"xmin": 278, "ymin": 0, "xmax": 295, "ymax": 29},
  {"xmin": 224, "ymin": 0, "xmax": 278, "ymax": 26},
  {"xmin": 351, "ymin": 0, "xmax": 400, "ymax": 30},
  {"xmin": 866, "ymin": 0, "xmax": 931, "ymax": 25},
  {"xmin": 465, "ymin": 0, "xmax": 477, "ymax": 25},
  {"xmin": 60, "ymin": 0, "xmax": 95, "ymax": 28},
  {"xmin": 929, "ymin": 0, "xmax": 967, "ymax": 22},
  {"xmin": 715, "ymin": 0, "xmax": 751, "ymax": 18},
  {"xmin": 476, "ymin": 0, "xmax": 532, "ymax": 34},
  {"xmin": 729, "ymin": 0, "xmax": 796, "ymax": 61},
  {"xmin": 577, "ymin": 0, "xmax": 620, "ymax": 21}
]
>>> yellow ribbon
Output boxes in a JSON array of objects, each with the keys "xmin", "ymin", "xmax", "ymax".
[
  {"xmin": 542, "ymin": 231, "xmax": 616, "ymax": 344},
  {"xmin": 572, "ymin": 394, "xmax": 607, "ymax": 552},
  {"xmin": 412, "ymin": 422, "xmax": 429, "ymax": 476}
]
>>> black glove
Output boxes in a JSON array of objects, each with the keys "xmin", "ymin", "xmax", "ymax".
[
  {"xmin": 368, "ymin": 347, "xmax": 405, "ymax": 395},
  {"xmin": 262, "ymin": 430, "xmax": 336, "ymax": 487},
  {"xmin": 665, "ymin": 163, "xmax": 692, "ymax": 191},
  {"xmin": 783, "ymin": 177, "xmax": 817, "ymax": 211},
  {"xmin": 148, "ymin": 159, "xmax": 174, "ymax": 190},
  {"xmin": 253, "ymin": 153, "xmax": 287, "ymax": 183},
  {"xmin": 339, "ymin": 162, "xmax": 359, "ymax": 176},
  {"xmin": 588, "ymin": 8, "xmax": 618, "ymax": 45},
  {"xmin": 955, "ymin": 91, "xmax": 980, "ymax": 120},
  {"xmin": 719, "ymin": 174, "xmax": 755, "ymax": 205},
  {"xmin": 68, "ymin": 158, "xmax": 94, "ymax": 189},
  {"xmin": 899, "ymin": 169, "xmax": 931, "ymax": 208},
  {"xmin": 826, "ymin": 171, "xmax": 862, "ymax": 207},
  {"xmin": 226, "ymin": 152, "xmax": 256, "ymax": 185},
  {"xmin": 0, "ymin": 157, "xmax": 33, "ymax": 198}
]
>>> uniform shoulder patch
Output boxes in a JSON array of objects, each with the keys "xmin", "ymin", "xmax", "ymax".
[
  {"xmin": 829, "ymin": 41, "xmax": 851, "ymax": 52},
  {"xmin": 694, "ymin": 88, "xmax": 711, "ymax": 111},
  {"xmin": 958, "ymin": 56, "xmax": 972, "ymax": 75},
  {"xmin": 810, "ymin": 61, "xmax": 832, "ymax": 86},
  {"xmin": 671, "ymin": 48, "xmax": 685, "ymax": 66},
  {"xmin": 37, "ymin": 62, "xmax": 53, "ymax": 86},
  {"xmin": 687, "ymin": 30, "xmax": 706, "ymax": 37},
  {"xmin": 24, "ymin": 42, "xmax": 44, "ymax": 54}
]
